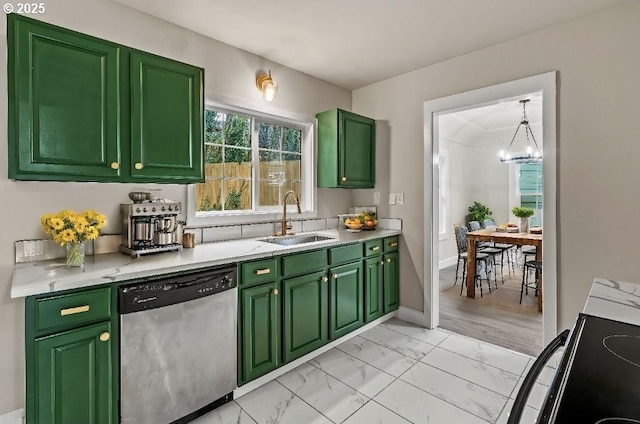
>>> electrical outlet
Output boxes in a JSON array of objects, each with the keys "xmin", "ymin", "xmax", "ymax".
[
  {"xmin": 389, "ymin": 193, "xmax": 396, "ymax": 205},
  {"xmin": 35, "ymin": 240, "xmax": 44, "ymax": 256},
  {"xmin": 23, "ymin": 241, "xmax": 35, "ymax": 257},
  {"xmin": 373, "ymin": 192, "xmax": 380, "ymax": 205},
  {"xmin": 396, "ymin": 192, "xmax": 404, "ymax": 205}
]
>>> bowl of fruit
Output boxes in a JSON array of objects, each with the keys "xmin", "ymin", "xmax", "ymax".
[
  {"xmin": 344, "ymin": 218, "xmax": 364, "ymax": 231},
  {"xmin": 342, "ymin": 212, "xmax": 377, "ymax": 231}
]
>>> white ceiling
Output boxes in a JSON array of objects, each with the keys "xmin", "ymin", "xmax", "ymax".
[
  {"xmin": 439, "ymin": 93, "xmax": 543, "ymax": 146},
  {"xmin": 113, "ymin": 0, "xmax": 625, "ymax": 89}
]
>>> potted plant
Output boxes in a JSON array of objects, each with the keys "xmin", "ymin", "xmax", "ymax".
[
  {"xmin": 467, "ymin": 201, "xmax": 493, "ymax": 225},
  {"xmin": 512, "ymin": 206, "xmax": 535, "ymax": 233}
]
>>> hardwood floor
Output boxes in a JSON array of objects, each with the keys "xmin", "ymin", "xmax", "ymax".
[{"xmin": 438, "ymin": 263, "xmax": 543, "ymax": 357}]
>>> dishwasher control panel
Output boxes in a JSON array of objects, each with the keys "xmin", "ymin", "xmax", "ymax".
[{"xmin": 118, "ymin": 266, "xmax": 237, "ymax": 314}]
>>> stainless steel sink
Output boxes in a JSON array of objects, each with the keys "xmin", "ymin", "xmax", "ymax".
[{"xmin": 260, "ymin": 234, "xmax": 334, "ymax": 246}]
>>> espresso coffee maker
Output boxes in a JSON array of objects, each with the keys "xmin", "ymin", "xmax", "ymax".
[{"xmin": 120, "ymin": 198, "xmax": 183, "ymax": 257}]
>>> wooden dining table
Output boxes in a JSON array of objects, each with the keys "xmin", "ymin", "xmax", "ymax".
[{"xmin": 466, "ymin": 229, "xmax": 543, "ymax": 312}]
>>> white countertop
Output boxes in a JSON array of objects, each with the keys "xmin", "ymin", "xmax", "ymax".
[
  {"xmin": 11, "ymin": 229, "xmax": 400, "ymax": 298},
  {"xmin": 584, "ymin": 278, "xmax": 640, "ymax": 326}
]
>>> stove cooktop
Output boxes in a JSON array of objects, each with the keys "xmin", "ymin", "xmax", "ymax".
[{"xmin": 546, "ymin": 314, "xmax": 640, "ymax": 423}]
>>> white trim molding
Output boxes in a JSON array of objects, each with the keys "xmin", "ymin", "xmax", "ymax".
[
  {"xmin": 0, "ymin": 409, "xmax": 24, "ymax": 424},
  {"xmin": 424, "ymin": 71, "xmax": 558, "ymax": 344},
  {"xmin": 397, "ymin": 306, "xmax": 424, "ymax": 327}
]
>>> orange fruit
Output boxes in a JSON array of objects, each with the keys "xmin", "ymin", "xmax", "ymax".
[{"xmin": 366, "ymin": 220, "xmax": 375, "ymax": 227}]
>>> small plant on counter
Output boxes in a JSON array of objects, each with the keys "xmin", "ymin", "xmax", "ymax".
[
  {"xmin": 40, "ymin": 209, "xmax": 107, "ymax": 246},
  {"xmin": 512, "ymin": 206, "xmax": 535, "ymax": 218}
]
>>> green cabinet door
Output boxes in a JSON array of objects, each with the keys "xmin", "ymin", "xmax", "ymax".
[
  {"xmin": 130, "ymin": 51, "xmax": 204, "ymax": 182},
  {"xmin": 383, "ymin": 252, "xmax": 400, "ymax": 313},
  {"xmin": 329, "ymin": 262, "xmax": 364, "ymax": 339},
  {"xmin": 8, "ymin": 14, "xmax": 122, "ymax": 182},
  {"xmin": 34, "ymin": 321, "xmax": 112, "ymax": 424},
  {"xmin": 240, "ymin": 282, "xmax": 280, "ymax": 384},
  {"xmin": 316, "ymin": 108, "xmax": 375, "ymax": 188},
  {"xmin": 364, "ymin": 257, "xmax": 384, "ymax": 323},
  {"xmin": 282, "ymin": 271, "xmax": 328, "ymax": 363}
]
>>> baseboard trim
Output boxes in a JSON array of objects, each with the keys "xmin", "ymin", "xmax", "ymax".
[
  {"xmin": 234, "ymin": 311, "xmax": 397, "ymax": 399},
  {"xmin": 397, "ymin": 306, "xmax": 424, "ymax": 326},
  {"xmin": 0, "ymin": 409, "xmax": 24, "ymax": 424},
  {"xmin": 439, "ymin": 256, "xmax": 458, "ymax": 270}
]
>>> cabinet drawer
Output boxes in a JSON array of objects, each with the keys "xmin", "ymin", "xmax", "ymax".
[
  {"xmin": 34, "ymin": 287, "xmax": 111, "ymax": 333},
  {"xmin": 281, "ymin": 249, "xmax": 327, "ymax": 277},
  {"xmin": 241, "ymin": 258, "xmax": 278, "ymax": 287},
  {"xmin": 329, "ymin": 243, "xmax": 363, "ymax": 265},
  {"xmin": 363, "ymin": 239, "xmax": 383, "ymax": 257},
  {"xmin": 384, "ymin": 236, "xmax": 399, "ymax": 252}
]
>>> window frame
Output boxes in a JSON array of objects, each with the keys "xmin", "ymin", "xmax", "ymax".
[
  {"xmin": 438, "ymin": 148, "xmax": 450, "ymax": 241},
  {"xmin": 186, "ymin": 100, "xmax": 317, "ymax": 226}
]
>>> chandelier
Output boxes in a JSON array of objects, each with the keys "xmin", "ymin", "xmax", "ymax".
[{"xmin": 499, "ymin": 99, "xmax": 542, "ymax": 164}]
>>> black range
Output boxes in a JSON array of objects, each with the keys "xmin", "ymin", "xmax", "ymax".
[{"xmin": 510, "ymin": 313, "xmax": 640, "ymax": 423}]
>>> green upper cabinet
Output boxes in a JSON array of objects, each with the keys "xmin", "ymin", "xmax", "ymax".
[
  {"xmin": 129, "ymin": 51, "xmax": 203, "ymax": 182},
  {"xmin": 7, "ymin": 14, "xmax": 204, "ymax": 183},
  {"xmin": 316, "ymin": 108, "xmax": 375, "ymax": 188},
  {"xmin": 7, "ymin": 14, "xmax": 122, "ymax": 181}
]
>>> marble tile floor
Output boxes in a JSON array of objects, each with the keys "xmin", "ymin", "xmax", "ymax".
[{"xmin": 192, "ymin": 318, "xmax": 559, "ymax": 424}]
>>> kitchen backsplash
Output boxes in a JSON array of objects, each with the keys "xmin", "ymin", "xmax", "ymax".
[{"xmin": 15, "ymin": 217, "xmax": 402, "ymax": 264}]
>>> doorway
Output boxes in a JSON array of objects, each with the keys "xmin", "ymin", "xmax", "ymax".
[{"xmin": 423, "ymin": 72, "xmax": 558, "ymax": 346}]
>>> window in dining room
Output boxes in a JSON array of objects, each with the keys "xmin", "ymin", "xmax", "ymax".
[{"xmin": 519, "ymin": 162, "xmax": 543, "ymax": 226}]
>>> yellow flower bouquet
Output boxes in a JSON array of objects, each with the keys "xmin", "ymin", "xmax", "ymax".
[{"xmin": 40, "ymin": 209, "xmax": 107, "ymax": 267}]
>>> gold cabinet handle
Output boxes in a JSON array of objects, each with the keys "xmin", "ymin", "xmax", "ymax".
[
  {"xmin": 135, "ymin": 162, "xmax": 143, "ymax": 170},
  {"xmin": 99, "ymin": 332, "xmax": 110, "ymax": 342},
  {"xmin": 387, "ymin": 258, "xmax": 392, "ymax": 263},
  {"xmin": 321, "ymin": 276, "xmax": 328, "ymax": 282},
  {"xmin": 332, "ymin": 273, "xmax": 338, "ymax": 279},
  {"xmin": 110, "ymin": 162, "xmax": 119, "ymax": 170},
  {"xmin": 60, "ymin": 305, "xmax": 90, "ymax": 316},
  {"xmin": 341, "ymin": 176, "xmax": 347, "ymax": 182},
  {"xmin": 370, "ymin": 246, "xmax": 380, "ymax": 251},
  {"xmin": 389, "ymin": 242, "xmax": 398, "ymax": 247},
  {"xmin": 380, "ymin": 260, "xmax": 385, "ymax": 266},
  {"xmin": 272, "ymin": 288, "xmax": 279, "ymax": 295},
  {"xmin": 255, "ymin": 268, "xmax": 271, "ymax": 275}
]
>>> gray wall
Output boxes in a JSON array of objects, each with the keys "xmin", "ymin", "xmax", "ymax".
[
  {"xmin": 0, "ymin": 0, "xmax": 352, "ymax": 414},
  {"xmin": 352, "ymin": 1, "xmax": 640, "ymax": 329}
]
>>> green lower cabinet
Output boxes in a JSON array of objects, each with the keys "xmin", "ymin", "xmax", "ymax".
[
  {"xmin": 282, "ymin": 271, "xmax": 328, "ymax": 363},
  {"xmin": 34, "ymin": 321, "xmax": 112, "ymax": 424},
  {"xmin": 364, "ymin": 257, "xmax": 384, "ymax": 322},
  {"xmin": 240, "ymin": 281, "xmax": 280, "ymax": 384},
  {"xmin": 329, "ymin": 262, "xmax": 364, "ymax": 339},
  {"xmin": 383, "ymin": 252, "xmax": 400, "ymax": 313}
]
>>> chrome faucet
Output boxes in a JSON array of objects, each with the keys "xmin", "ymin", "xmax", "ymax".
[{"xmin": 278, "ymin": 190, "xmax": 301, "ymax": 236}]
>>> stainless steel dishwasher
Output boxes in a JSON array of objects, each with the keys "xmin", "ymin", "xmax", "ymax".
[{"xmin": 118, "ymin": 266, "xmax": 237, "ymax": 424}]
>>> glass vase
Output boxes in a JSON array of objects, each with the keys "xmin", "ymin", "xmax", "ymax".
[{"xmin": 66, "ymin": 242, "xmax": 85, "ymax": 268}]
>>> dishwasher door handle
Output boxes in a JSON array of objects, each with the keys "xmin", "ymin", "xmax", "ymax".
[{"xmin": 507, "ymin": 329, "xmax": 570, "ymax": 424}]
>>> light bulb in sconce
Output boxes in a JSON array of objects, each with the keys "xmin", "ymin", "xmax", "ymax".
[
  {"xmin": 527, "ymin": 146, "xmax": 533, "ymax": 156},
  {"xmin": 499, "ymin": 150, "xmax": 505, "ymax": 158},
  {"xmin": 256, "ymin": 70, "xmax": 278, "ymax": 102},
  {"xmin": 534, "ymin": 151, "xmax": 541, "ymax": 158}
]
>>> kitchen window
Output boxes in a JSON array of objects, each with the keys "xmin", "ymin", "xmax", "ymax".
[{"xmin": 187, "ymin": 101, "xmax": 316, "ymax": 225}]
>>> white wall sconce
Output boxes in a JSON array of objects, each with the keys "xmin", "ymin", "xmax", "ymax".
[{"xmin": 256, "ymin": 70, "xmax": 278, "ymax": 101}]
